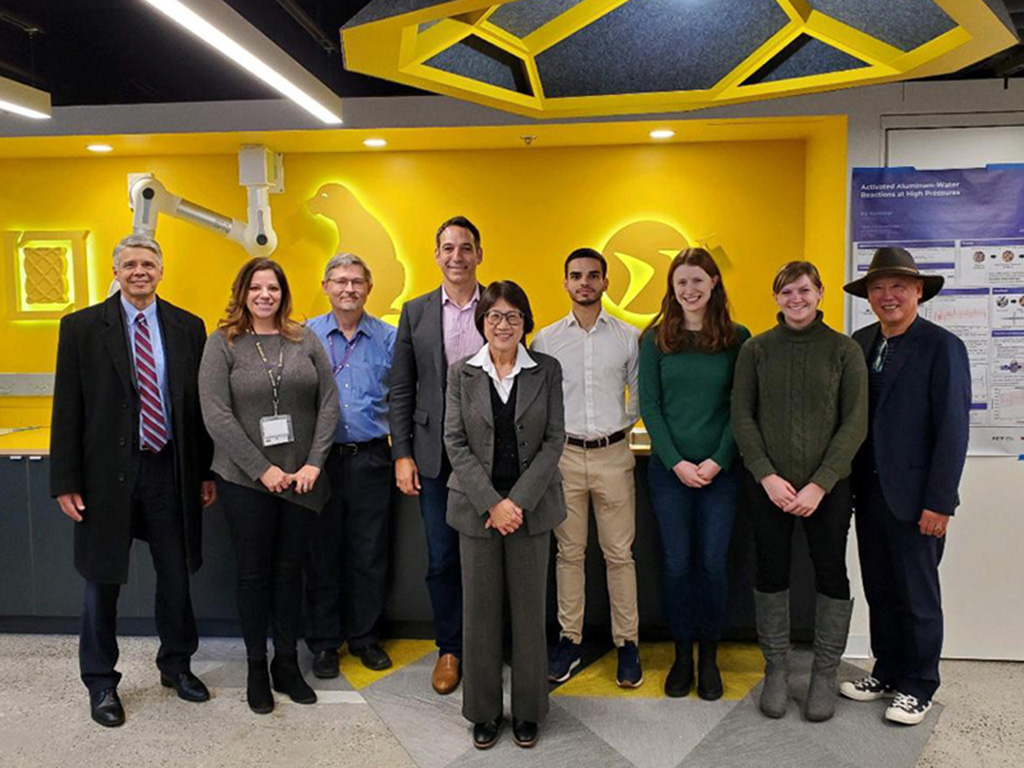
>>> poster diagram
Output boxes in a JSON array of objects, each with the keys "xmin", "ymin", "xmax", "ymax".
[{"xmin": 852, "ymin": 166, "xmax": 1024, "ymax": 455}]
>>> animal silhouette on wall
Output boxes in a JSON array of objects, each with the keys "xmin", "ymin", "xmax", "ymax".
[{"xmin": 307, "ymin": 182, "xmax": 407, "ymax": 323}]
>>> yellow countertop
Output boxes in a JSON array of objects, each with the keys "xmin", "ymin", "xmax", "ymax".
[{"xmin": 0, "ymin": 427, "xmax": 50, "ymax": 456}]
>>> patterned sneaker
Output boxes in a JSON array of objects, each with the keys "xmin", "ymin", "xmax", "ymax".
[
  {"xmin": 885, "ymin": 692, "xmax": 933, "ymax": 725},
  {"xmin": 616, "ymin": 641, "xmax": 644, "ymax": 689},
  {"xmin": 839, "ymin": 675, "xmax": 896, "ymax": 701},
  {"xmin": 548, "ymin": 638, "xmax": 582, "ymax": 683}
]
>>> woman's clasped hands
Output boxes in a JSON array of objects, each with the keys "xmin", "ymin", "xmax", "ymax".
[
  {"xmin": 761, "ymin": 474, "xmax": 825, "ymax": 517},
  {"xmin": 259, "ymin": 464, "xmax": 322, "ymax": 494},
  {"xmin": 485, "ymin": 498, "xmax": 524, "ymax": 535}
]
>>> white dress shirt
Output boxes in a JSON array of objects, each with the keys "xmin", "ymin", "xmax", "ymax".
[
  {"xmin": 531, "ymin": 308, "xmax": 639, "ymax": 439},
  {"xmin": 466, "ymin": 343, "xmax": 537, "ymax": 403}
]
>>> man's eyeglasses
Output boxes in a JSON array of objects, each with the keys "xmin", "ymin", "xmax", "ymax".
[
  {"xmin": 326, "ymin": 277, "xmax": 367, "ymax": 289},
  {"xmin": 484, "ymin": 310, "xmax": 525, "ymax": 327}
]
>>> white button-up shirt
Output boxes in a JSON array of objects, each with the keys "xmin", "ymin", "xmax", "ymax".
[
  {"xmin": 531, "ymin": 308, "xmax": 639, "ymax": 439},
  {"xmin": 466, "ymin": 343, "xmax": 537, "ymax": 404}
]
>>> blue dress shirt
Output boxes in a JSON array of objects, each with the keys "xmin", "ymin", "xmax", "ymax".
[
  {"xmin": 307, "ymin": 311, "xmax": 396, "ymax": 443},
  {"xmin": 120, "ymin": 293, "xmax": 173, "ymax": 443}
]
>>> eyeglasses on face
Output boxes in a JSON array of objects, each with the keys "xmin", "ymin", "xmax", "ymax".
[
  {"xmin": 326, "ymin": 277, "xmax": 367, "ymax": 289},
  {"xmin": 483, "ymin": 309, "xmax": 525, "ymax": 327}
]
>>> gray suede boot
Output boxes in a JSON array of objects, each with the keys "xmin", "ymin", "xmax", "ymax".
[
  {"xmin": 804, "ymin": 594, "xmax": 854, "ymax": 722},
  {"xmin": 754, "ymin": 589, "xmax": 790, "ymax": 719}
]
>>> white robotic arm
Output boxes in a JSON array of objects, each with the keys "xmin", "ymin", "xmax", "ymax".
[{"xmin": 127, "ymin": 145, "xmax": 283, "ymax": 257}]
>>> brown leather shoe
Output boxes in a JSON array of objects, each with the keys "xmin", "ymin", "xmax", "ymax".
[{"xmin": 432, "ymin": 653, "xmax": 461, "ymax": 694}]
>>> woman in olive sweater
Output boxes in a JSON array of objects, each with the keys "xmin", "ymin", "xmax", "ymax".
[
  {"xmin": 639, "ymin": 247, "xmax": 749, "ymax": 700},
  {"xmin": 731, "ymin": 261, "xmax": 867, "ymax": 723}
]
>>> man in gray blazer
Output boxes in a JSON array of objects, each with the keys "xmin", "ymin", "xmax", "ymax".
[{"xmin": 389, "ymin": 215, "xmax": 485, "ymax": 694}]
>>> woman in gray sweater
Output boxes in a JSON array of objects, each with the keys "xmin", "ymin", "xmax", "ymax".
[
  {"xmin": 199, "ymin": 257, "xmax": 338, "ymax": 714},
  {"xmin": 731, "ymin": 261, "xmax": 867, "ymax": 723}
]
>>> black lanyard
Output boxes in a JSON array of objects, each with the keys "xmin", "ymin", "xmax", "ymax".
[
  {"xmin": 328, "ymin": 331, "xmax": 360, "ymax": 376},
  {"xmin": 250, "ymin": 331, "xmax": 285, "ymax": 415}
]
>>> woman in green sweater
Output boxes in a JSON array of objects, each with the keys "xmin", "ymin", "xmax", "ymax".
[
  {"xmin": 639, "ymin": 247, "xmax": 749, "ymax": 700},
  {"xmin": 731, "ymin": 261, "xmax": 867, "ymax": 723}
]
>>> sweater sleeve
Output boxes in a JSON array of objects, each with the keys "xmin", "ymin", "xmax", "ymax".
[
  {"xmin": 638, "ymin": 331, "xmax": 683, "ymax": 468},
  {"xmin": 730, "ymin": 338, "xmax": 776, "ymax": 481},
  {"xmin": 709, "ymin": 327, "xmax": 750, "ymax": 470},
  {"xmin": 305, "ymin": 332, "xmax": 340, "ymax": 469},
  {"xmin": 198, "ymin": 331, "xmax": 272, "ymax": 481},
  {"xmin": 808, "ymin": 340, "xmax": 869, "ymax": 492}
]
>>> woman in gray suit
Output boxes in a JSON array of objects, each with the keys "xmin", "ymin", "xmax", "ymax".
[{"xmin": 444, "ymin": 280, "xmax": 565, "ymax": 750}]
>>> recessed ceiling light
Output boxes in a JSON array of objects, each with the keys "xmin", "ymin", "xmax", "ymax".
[
  {"xmin": 650, "ymin": 129, "xmax": 675, "ymax": 140},
  {"xmin": 140, "ymin": 0, "xmax": 342, "ymax": 125},
  {"xmin": 87, "ymin": 144, "xmax": 114, "ymax": 153},
  {"xmin": 363, "ymin": 138, "xmax": 387, "ymax": 148}
]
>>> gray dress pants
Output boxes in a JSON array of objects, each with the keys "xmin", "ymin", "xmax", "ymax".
[{"xmin": 460, "ymin": 527, "xmax": 550, "ymax": 724}]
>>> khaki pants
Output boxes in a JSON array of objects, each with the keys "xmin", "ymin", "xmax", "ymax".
[{"xmin": 554, "ymin": 440, "xmax": 638, "ymax": 646}]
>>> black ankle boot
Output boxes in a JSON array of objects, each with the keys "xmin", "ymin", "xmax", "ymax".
[
  {"xmin": 270, "ymin": 654, "xmax": 317, "ymax": 704},
  {"xmin": 697, "ymin": 639, "xmax": 723, "ymax": 701},
  {"xmin": 664, "ymin": 640, "xmax": 694, "ymax": 697},
  {"xmin": 247, "ymin": 658, "xmax": 274, "ymax": 714}
]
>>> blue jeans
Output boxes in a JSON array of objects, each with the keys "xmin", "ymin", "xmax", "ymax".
[
  {"xmin": 648, "ymin": 455, "xmax": 739, "ymax": 643},
  {"xmin": 419, "ymin": 457, "xmax": 463, "ymax": 656}
]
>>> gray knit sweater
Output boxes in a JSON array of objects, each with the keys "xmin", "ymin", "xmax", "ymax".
[
  {"xmin": 199, "ymin": 328, "xmax": 339, "ymax": 512},
  {"xmin": 731, "ymin": 312, "xmax": 868, "ymax": 492}
]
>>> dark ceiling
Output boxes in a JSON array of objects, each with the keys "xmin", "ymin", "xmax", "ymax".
[{"xmin": 0, "ymin": 0, "xmax": 1021, "ymax": 110}]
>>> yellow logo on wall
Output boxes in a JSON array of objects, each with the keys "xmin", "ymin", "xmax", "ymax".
[
  {"xmin": 601, "ymin": 221, "xmax": 689, "ymax": 326},
  {"xmin": 307, "ymin": 183, "xmax": 407, "ymax": 323}
]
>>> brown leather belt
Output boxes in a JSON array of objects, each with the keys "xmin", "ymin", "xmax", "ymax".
[{"xmin": 565, "ymin": 430, "xmax": 627, "ymax": 450}]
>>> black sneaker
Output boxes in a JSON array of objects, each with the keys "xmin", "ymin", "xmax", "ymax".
[
  {"xmin": 351, "ymin": 643, "xmax": 393, "ymax": 671},
  {"xmin": 839, "ymin": 675, "xmax": 896, "ymax": 701},
  {"xmin": 548, "ymin": 637, "xmax": 581, "ymax": 683},
  {"xmin": 885, "ymin": 692, "xmax": 933, "ymax": 725},
  {"xmin": 616, "ymin": 641, "xmax": 643, "ymax": 689}
]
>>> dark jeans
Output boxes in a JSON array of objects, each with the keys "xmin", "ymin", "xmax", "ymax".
[
  {"xmin": 648, "ymin": 455, "xmax": 739, "ymax": 643},
  {"xmin": 746, "ymin": 474, "xmax": 854, "ymax": 600},
  {"xmin": 217, "ymin": 478, "xmax": 313, "ymax": 661},
  {"xmin": 305, "ymin": 440, "xmax": 393, "ymax": 652},
  {"xmin": 419, "ymin": 456, "xmax": 462, "ymax": 657},
  {"xmin": 856, "ymin": 472, "xmax": 945, "ymax": 701},
  {"xmin": 80, "ymin": 445, "xmax": 198, "ymax": 695}
]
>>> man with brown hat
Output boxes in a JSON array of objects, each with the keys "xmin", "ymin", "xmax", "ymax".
[{"xmin": 840, "ymin": 247, "xmax": 970, "ymax": 725}]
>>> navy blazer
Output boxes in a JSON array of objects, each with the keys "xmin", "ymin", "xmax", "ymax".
[{"xmin": 851, "ymin": 317, "xmax": 971, "ymax": 521}]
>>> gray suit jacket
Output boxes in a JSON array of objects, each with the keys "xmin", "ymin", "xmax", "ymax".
[
  {"xmin": 388, "ymin": 288, "xmax": 448, "ymax": 478},
  {"xmin": 444, "ymin": 351, "xmax": 566, "ymax": 538}
]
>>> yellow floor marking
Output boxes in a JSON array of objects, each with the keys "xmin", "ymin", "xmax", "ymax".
[
  {"xmin": 340, "ymin": 639, "xmax": 437, "ymax": 691},
  {"xmin": 553, "ymin": 641, "xmax": 764, "ymax": 700}
]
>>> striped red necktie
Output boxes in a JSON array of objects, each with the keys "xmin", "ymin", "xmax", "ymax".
[{"xmin": 133, "ymin": 312, "xmax": 169, "ymax": 452}]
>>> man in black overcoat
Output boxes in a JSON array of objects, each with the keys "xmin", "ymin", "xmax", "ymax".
[{"xmin": 50, "ymin": 234, "xmax": 216, "ymax": 727}]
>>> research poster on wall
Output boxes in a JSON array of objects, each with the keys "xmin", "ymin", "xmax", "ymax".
[{"xmin": 851, "ymin": 165, "xmax": 1024, "ymax": 456}]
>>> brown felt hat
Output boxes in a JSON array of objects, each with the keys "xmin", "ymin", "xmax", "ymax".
[{"xmin": 843, "ymin": 247, "xmax": 944, "ymax": 303}]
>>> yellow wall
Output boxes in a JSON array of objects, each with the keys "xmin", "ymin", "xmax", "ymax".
[{"xmin": 0, "ymin": 120, "xmax": 847, "ymax": 428}]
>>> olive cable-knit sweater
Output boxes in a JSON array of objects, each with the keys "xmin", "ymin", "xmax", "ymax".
[{"xmin": 731, "ymin": 311, "xmax": 868, "ymax": 492}]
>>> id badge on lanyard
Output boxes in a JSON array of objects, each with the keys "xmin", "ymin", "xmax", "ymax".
[{"xmin": 252, "ymin": 332, "xmax": 294, "ymax": 447}]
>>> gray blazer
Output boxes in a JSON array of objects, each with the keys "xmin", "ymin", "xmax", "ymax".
[
  {"xmin": 444, "ymin": 351, "xmax": 566, "ymax": 538},
  {"xmin": 389, "ymin": 288, "xmax": 448, "ymax": 478}
]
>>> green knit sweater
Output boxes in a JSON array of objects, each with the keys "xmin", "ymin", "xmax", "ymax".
[
  {"xmin": 639, "ymin": 324, "xmax": 750, "ymax": 471},
  {"xmin": 730, "ymin": 312, "xmax": 868, "ymax": 492}
]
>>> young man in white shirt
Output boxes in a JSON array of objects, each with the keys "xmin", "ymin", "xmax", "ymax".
[{"xmin": 531, "ymin": 248, "xmax": 642, "ymax": 688}]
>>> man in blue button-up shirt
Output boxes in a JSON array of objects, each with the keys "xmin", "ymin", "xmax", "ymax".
[{"xmin": 305, "ymin": 253, "xmax": 397, "ymax": 675}]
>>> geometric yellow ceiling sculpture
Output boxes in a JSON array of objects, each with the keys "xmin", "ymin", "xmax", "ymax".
[{"xmin": 341, "ymin": 0, "xmax": 1019, "ymax": 119}]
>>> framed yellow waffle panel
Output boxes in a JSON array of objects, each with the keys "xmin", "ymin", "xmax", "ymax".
[{"xmin": 3, "ymin": 230, "xmax": 90, "ymax": 320}]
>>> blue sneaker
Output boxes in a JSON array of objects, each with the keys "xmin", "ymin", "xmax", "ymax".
[
  {"xmin": 616, "ymin": 641, "xmax": 643, "ymax": 688},
  {"xmin": 548, "ymin": 637, "xmax": 582, "ymax": 683}
]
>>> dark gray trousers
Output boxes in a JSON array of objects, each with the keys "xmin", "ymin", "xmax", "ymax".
[{"xmin": 460, "ymin": 528, "xmax": 550, "ymax": 724}]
